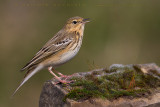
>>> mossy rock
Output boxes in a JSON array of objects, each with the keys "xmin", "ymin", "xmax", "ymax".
[{"xmin": 64, "ymin": 63, "xmax": 160, "ymax": 101}]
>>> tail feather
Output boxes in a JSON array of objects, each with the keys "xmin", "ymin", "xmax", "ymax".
[
  {"xmin": 20, "ymin": 63, "xmax": 38, "ymax": 72},
  {"xmin": 11, "ymin": 65, "xmax": 43, "ymax": 97}
]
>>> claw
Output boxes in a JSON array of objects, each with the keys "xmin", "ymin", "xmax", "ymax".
[{"xmin": 48, "ymin": 66, "xmax": 74, "ymax": 85}]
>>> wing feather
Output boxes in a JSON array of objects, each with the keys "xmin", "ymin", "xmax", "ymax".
[{"xmin": 21, "ymin": 30, "xmax": 73, "ymax": 71}]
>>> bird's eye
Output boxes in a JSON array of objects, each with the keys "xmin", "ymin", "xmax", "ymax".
[{"xmin": 72, "ymin": 21, "xmax": 77, "ymax": 24}]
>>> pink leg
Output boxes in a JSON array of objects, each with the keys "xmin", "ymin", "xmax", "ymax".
[
  {"xmin": 48, "ymin": 67, "xmax": 72, "ymax": 84},
  {"xmin": 52, "ymin": 68, "xmax": 73, "ymax": 79},
  {"xmin": 52, "ymin": 69, "xmax": 64, "ymax": 76}
]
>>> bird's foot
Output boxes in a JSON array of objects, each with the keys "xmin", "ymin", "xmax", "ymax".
[
  {"xmin": 53, "ymin": 74, "xmax": 74, "ymax": 84},
  {"xmin": 48, "ymin": 67, "xmax": 74, "ymax": 85},
  {"xmin": 60, "ymin": 74, "xmax": 73, "ymax": 80},
  {"xmin": 53, "ymin": 78, "xmax": 74, "ymax": 85}
]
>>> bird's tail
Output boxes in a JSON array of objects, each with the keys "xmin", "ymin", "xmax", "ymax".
[{"xmin": 11, "ymin": 65, "xmax": 43, "ymax": 97}]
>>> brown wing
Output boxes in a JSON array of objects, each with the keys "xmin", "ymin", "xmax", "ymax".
[{"xmin": 21, "ymin": 30, "xmax": 73, "ymax": 71}]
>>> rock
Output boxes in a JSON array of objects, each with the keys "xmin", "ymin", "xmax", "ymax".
[
  {"xmin": 39, "ymin": 63, "xmax": 160, "ymax": 107},
  {"xmin": 39, "ymin": 81, "xmax": 69, "ymax": 107}
]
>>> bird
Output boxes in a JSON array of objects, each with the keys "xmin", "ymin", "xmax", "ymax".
[{"xmin": 12, "ymin": 16, "xmax": 90, "ymax": 96}]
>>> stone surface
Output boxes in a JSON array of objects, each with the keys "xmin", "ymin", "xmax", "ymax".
[
  {"xmin": 39, "ymin": 63, "xmax": 160, "ymax": 107},
  {"xmin": 39, "ymin": 81, "xmax": 69, "ymax": 107}
]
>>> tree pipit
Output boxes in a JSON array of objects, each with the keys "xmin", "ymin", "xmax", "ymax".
[{"xmin": 12, "ymin": 16, "xmax": 90, "ymax": 96}]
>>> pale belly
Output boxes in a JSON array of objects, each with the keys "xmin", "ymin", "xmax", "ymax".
[
  {"xmin": 44, "ymin": 40, "xmax": 82, "ymax": 68},
  {"xmin": 58, "ymin": 45, "xmax": 80, "ymax": 66}
]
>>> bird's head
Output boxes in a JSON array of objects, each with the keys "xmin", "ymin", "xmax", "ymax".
[{"xmin": 64, "ymin": 16, "xmax": 90, "ymax": 32}]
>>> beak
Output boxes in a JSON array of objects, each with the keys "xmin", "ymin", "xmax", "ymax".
[{"xmin": 82, "ymin": 18, "xmax": 90, "ymax": 23}]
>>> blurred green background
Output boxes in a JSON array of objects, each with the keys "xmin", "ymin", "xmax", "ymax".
[{"xmin": 1, "ymin": 0, "xmax": 160, "ymax": 107}]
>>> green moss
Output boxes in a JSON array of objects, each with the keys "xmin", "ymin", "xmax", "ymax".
[
  {"xmin": 64, "ymin": 65, "xmax": 160, "ymax": 101},
  {"xmin": 64, "ymin": 88, "xmax": 103, "ymax": 101}
]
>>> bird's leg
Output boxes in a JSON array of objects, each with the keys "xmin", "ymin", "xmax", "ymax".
[
  {"xmin": 52, "ymin": 69, "xmax": 65, "ymax": 77},
  {"xmin": 48, "ymin": 67, "xmax": 62, "ymax": 81},
  {"xmin": 51, "ymin": 68, "xmax": 73, "ymax": 79},
  {"xmin": 48, "ymin": 67, "xmax": 72, "ymax": 84}
]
